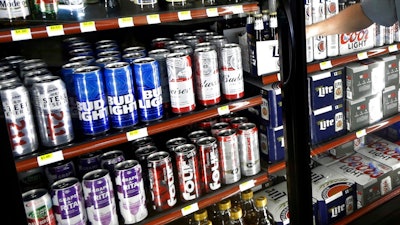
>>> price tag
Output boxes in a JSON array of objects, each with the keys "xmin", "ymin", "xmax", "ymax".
[
  {"xmin": 276, "ymin": 72, "xmax": 281, "ymax": 81},
  {"xmin": 37, "ymin": 151, "xmax": 64, "ymax": 167},
  {"xmin": 389, "ymin": 44, "xmax": 398, "ymax": 52},
  {"xmin": 46, "ymin": 25, "xmax": 64, "ymax": 37},
  {"xmin": 181, "ymin": 203, "xmax": 199, "ymax": 216},
  {"xmin": 206, "ymin": 8, "xmax": 219, "ymax": 17},
  {"xmin": 228, "ymin": 5, "xmax": 244, "ymax": 14},
  {"xmin": 319, "ymin": 61, "xmax": 332, "ymax": 70},
  {"xmin": 11, "ymin": 28, "xmax": 32, "ymax": 41},
  {"xmin": 178, "ymin": 11, "xmax": 192, "ymax": 21},
  {"xmin": 356, "ymin": 129, "xmax": 367, "ymax": 138},
  {"xmin": 118, "ymin": 17, "xmax": 134, "ymax": 28},
  {"xmin": 357, "ymin": 52, "xmax": 368, "ymax": 60},
  {"xmin": 239, "ymin": 179, "xmax": 255, "ymax": 192},
  {"xmin": 126, "ymin": 127, "xmax": 149, "ymax": 141},
  {"xmin": 217, "ymin": 105, "xmax": 230, "ymax": 116},
  {"xmin": 147, "ymin": 14, "xmax": 161, "ymax": 24},
  {"xmin": 80, "ymin": 21, "xmax": 96, "ymax": 33}
]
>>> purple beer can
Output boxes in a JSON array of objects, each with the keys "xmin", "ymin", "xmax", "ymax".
[
  {"xmin": 132, "ymin": 57, "xmax": 163, "ymax": 122},
  {"xmin": 45, "ymin": 160, "xmax": 76, "ymax": 185},
  {"xmin": 104, "ymin": 62, "xmax": 139, "ymax": 129},
  {"xmin": 114, "ymin": 160, "xmax": 148, "ymax": 223},
  {"xmin": 73, "ymin": 66, "xmax": 110, "ymax": 136},
  {"xmin": 50, "ymin": 177, "xmax": 87, "ymax": 225},
  {"xmin": 82, "ymin": 169, "xmax": 119, "ymax": 225},
  {"xmin": 78, "ymin": 151, "xmax": 102, "ymax": 179},
  {"xmin": 100, "ymin": 149, "xmax": 125, "ymax": 178}
]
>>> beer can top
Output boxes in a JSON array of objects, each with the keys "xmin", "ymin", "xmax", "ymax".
[
  {"xmin": 104, "ymin": 61, "xmax": 129, "ymax": 69},
  {"xmin": 22, "ymin": 188, "xmax": 48, "ymax": 201},
  {"xmin": 100, "ymin": 150, "xmax": 124, "ymax": 160},
  {"xmin": 238, "ymin": 122, "xmax": 256, "ymax": 130},
  {"xmin": 74, "ymin": 65, "xmax": 101, "ymax": 74},
  {"xmin": 217, "ymin": 128, "xmax": 236, "ymax": 137},
  {"xmin": 133, "ymin": 57, "xmax": 156, "ymax": 64},
  {"xmin": 51, "ymin": 177, "xmax": 79, "ymax": 190},
  {"xmin": 147, "ymin": 151, "xmax": 170, "ymax": 162},
  {"xmin": 196, "ymin": 136, "xmax": 216, "ymax": 146},
  {"xmin": 167, "ymin": 52, "xmax": 186, "ymax": 58},
  {"xmin": 82, "ymin": 168, "xmax": 109, "ymax": 181},
  {"xmin": 115, "ymin": 159, "xmax": 139, "ymax": 171},
  {"xmin": 174, "ymin": 143, "xmax": 196, "ymax": 154}
]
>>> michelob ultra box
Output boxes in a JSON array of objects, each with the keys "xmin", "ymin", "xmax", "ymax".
[
  {"xmin": 310, "ymin": 101, "xmax": 346, "ymax": 145},
  {"xmin": 308, "ymin": 67, "xmax": 345, "ymax": 110},
  {"xmin": 328, "ymin": 152, "xmax": 393, "ymax": 208},
  {"xmin": 339, "ymin": 25, "xmax": 374, "ymax": 56},
  {"xmin": 311, "ymin": 165, "xmax": 357, "ymax": 225},
  {"xmin": 355, "ymin": 134, "xmax": 400, "ymax": 188}
]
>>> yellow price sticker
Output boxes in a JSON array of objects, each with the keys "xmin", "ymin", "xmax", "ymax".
[
  {"xmin": 357, "ymin": 52, "xmax": 368, "ymax": 60},
  {"xmin": 126, "ymin": 127, "xmax": 148, "ymax": 141},
  {"xmin": 37, "ymin": 151, "xmax": 64, "ymax": 166},
  {"xmin": 147, "ymin": 14, "xmax": 161, "ymax": 24},
  {"xmin": 46, "ymin": 25, "xmax": 64, "ymax": 37},
  {"xmin": 229, "ymin": 5, "xmax": 244, "ymax": 14},
  {"xmin": 181, "ymin": 203, "xmax": 199, "ymax": 216},
  {"xmin": 118, "ymin": 17, "xmax": 134, "ymax": 28},
  {"xmin": 239, "ymin": 179, "xmax": 255, "ymax": 191},
  {"xmin": 319, "ymin": 60, "xmax": 332, "ymax": 70},
  {"xmin": 178, "ymin": 11, "xmax": 192, "ymax": 21},
  {"xmin": 356, "ymin": 129, "xmax": 367, "ymax": 138},
  {"xmin": 206, "ymin": 8, "xmax": 219, "ymax": 17},
  {"xmin": 389, "ymin": 44, "xmax": 398, "ymax": 52},
  {"xmin": 11, "ymin": 28, "xmax": 32, "ymax": 41},
  {"xmin": 80, "ymin": 21, "xmax": 96, "ymax": 33},
  {"xmin": 217, "ymin": 105, "xmax": 230, "ymax": 116}
]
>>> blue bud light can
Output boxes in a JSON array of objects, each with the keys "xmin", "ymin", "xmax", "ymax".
[
  {"xmin": 148, "ymin": 49, "xmax": 171, "ymax": 110},
  {"xmin": 73, "ymin": 66, "xmax": 110, "ymax": 135},
  {"xmin": 132, "ymin": 57, "xmax": 163, "ymax": 122},
  {"xmin": 104, "ymin": 62, "xmax": 139, "ymax": 129}
]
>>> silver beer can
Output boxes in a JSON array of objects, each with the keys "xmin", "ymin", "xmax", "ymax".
[
  {"xmin": 216, "ymin": 128, "xmax": 241, "ymax": 184},
  {"xmin": 237, "ymin": 122, "xmax": 261, "ymax": 176}
]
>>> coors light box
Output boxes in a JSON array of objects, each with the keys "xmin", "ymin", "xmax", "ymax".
[{"xmin": 339, "ymin": 25, "xmax": 374, "ymax": 55}]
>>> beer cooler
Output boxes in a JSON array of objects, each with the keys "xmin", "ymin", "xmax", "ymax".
[{"xmin": 2, "ymin": 0, "xmax": 400, "ymax": 224}]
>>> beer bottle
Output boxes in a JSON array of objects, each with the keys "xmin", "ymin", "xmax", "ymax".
[
  {"xmin": 262, "ymin": 9, "xmax": 271, "ymax": 40},
  {"xmin": 269, "ymin": 11, "xmax": 278, "ymax": 40},
  {"xmin": 229, "ymin": 206, "xmax": 246, "ymax": 225},
  {"xmin": 255, "ymin": 196, "xmax": 276, "ymax": 225},
  {"xmin": 191, "ymin": 209, "xmax": 209, "ymax": 225},
  {"xmin": 254, "ymin": 13, "xmax": 265, "ymax": 41},
  {"xmin": 240, "ymin": 189, "xmax": 258, "ymax": 225},
  {"xmin": 215, "ymin": 199, "xmax": 232, "ymax": 225}
]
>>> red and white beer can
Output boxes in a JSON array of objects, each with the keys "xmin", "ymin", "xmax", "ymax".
[
  {"xmin": 22, "ymin": 188, "xmax": 56, "ymax": 225},
  {"xmin": 174, "ymin": 143, "xmax": 202, "ymax": 202},
  {"xmin": 230, "ymin": 116, "xmax": 249, "ymax": 130},
  {"xmin": 188, "ymin": 129, "xmax": 209, "ymax": 144},
  {"xmin": 211, "ymin": 122, "xmax": 230, "ymax": 137},
  {"xmin": 197, "ymin": 136, "xmax": 221, "ymax": 193},
  {"xmin": 147, "ymin": 151, "xmax": 177, "ymax": 211},
  {"xmin": 216, "ymin": 128, "xmax": 241, "ymax": 184},
  {"xmin": 237, "ymin": 122, "xmax": 261, "ymax": 176}
]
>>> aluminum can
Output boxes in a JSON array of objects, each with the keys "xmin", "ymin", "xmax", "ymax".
[
  {"xmin": 78, "ymin": 151, "xmax": 102, "ymax": 179},
  {"xmin": 203, "ymin": 32, "xmax": 218, "ymax": 42},
  {"xmin": 230, "ymin": 116, "xmax": 248, "ymax": 130},
  {"xmin": 132, "ymin": 57, "xmax": 164, "ymax": 122},
  {"xmin": 166, "ymin": 52, "xmax": 196, "ymax": 114},
  {"xmin": 45, "ymin": 160, "xmax": 76, "ymax": 185},
  {"xmin": 197, "ymin": 136, "xmax": 221, "ymax": 193},
  {"xmin": 68, "ymin": 55, "xmax": 95, "ymax": 66},
  {"xmin": 23, "ymin": 68, "xmax": 52, "ymax": 88},
  {"xmin": 82, "ymin": 169, "xmax": 119, "ymax": 225},
  {"xmin": 147, "ymin": 151, "xmax": 177, "ymax": 211},
  {"xmin": 69, "ymin": 48, "xmax": 94, "ymax": 58},
  {"xmin": 192, "ymin": 29, "xmax": 209, "ymax": 42},
  {"xmin": 151, "ymin": 37, "xmax": 172, "ymax": 49},
  {"xmin": 182, "ymin": 35, "xmax": 200, "ymax": 49},
  {"xmin": 50, "ymin": 177, "xmax": 87, "ymax": 225},
  {"xmin": 208, "ymin": 35, "xmax": 228, "ymax": 53},
  {"xmin": 18, "ymin": 167, "xmax": 47, "ymax": 193},
  {"xmin": 97, "ymin": 50, "xmax": 121, "ymax": 60},
  {"xmin": 217, "ymin": 128, "xmax": 241, "ymax": 184},
  {"xmin": 68, "ymin": 41, "xmax": 92, "ymax": 51},
  {"xmin": 0, "ymin": 70, "xmax": 20, "ymax": 84},
  {"xmin": 114, "ymin": 160, "xmax": 148, "ymax": 223},
  {"xmin": 219, "ymin": 43, "xmax": 245, "ymax": 100},
  {"xmin": 165, "ymin": 40, "xmax": 184, "ymax": 51},
  {"xmin": 20, "ymin": 61, "xmax": 48, "ymax": 80},
  {"xmin": 30, "ymin": 76, "xmax": 74, "ymax": 147},
  {"xmin": 95, "ymin": 39, "xmax": 118, "ymax": 47},
  {"xmin": 194, "ymin": 47, "xmax": 221, "ymax": 106},
  {"xmin": 4, "ymin": 55, "xmax": 25, "ymax": 71},
  {"xmin": 187, "ymin": 129, "xmax": 209, "ymax": 144},
  {"xmin": 96, "ymin": 44, "xmax": 120, "ymax": 54},
  {"xmin": 174, "ymin": 143, "xmax": 202, "ymax": 202},
  {"xmin": 73, "ymin": 65, "xmax": 110, "ymax": 136},
  {"xmin": 100, "ymin": 149, "xmax": 125, "ymax": 178},
  {"xmin": 123, "ymin": 46, "xmax": 147, "ymax": 56},
  {"xmin": 95, "ymin": 56, "xmax": 120, "ymax": 69},
  {"xmin": 170, "ymin": 44, "xmax": 194, "ymax": 56},
  {"xmin": 0, "ymin": 82, "xmax": 38, "ymax": 157},
  {"xmin": 22, "ymin": 188, "xmax": 56, "ymax": 225},
  {"xmin": 197, "ymin": 117, "xmax": 218, "ymax": 131},
  {"xmin": 122, "ymin": 52, "xmax": 147, "ymax": 65},
  {"xmin": 195, "ymin": 42, "xmax": 216, "ymax": 50},
  {"xmin": 166, "ymin": 136, "xmax": 188, "ymax": 152},
  {"xmin": 19, "ymin": 58, "xmax": 46, "ymax": 75},
  {"xmin": 131, "ymin": 136, "xmax": 155, "ymax": 151},
  {"xmin": 385, "ymin": 25, "xmax": 395, "ymax": 45},
  {"xmin": 148, "ymin": 48, "xmax": 171, "ymax": 110},
  {"xmin": 237, "ymin": 122, "xmax": 260, "ymax": 176},
  {"xmin": 211, "ymin": 121, "xmax": 230, "ymax": 137},
  {"xmin": 219, "ymin": 112, "xmax": 239, "ymax": 123},
  {"xmin": 104, "ymin": 61, "xmax": 139, "ymax": 129},
  {"xmin": 174, "ymin": 32, "xmax": 191, "ymax": 41}
]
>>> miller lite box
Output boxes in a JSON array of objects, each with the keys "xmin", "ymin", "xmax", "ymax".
[
  {"xmin": 355, "ymin": 134, "xmax": 400, "ymax": 188},
  {"xmin": 339, "ymin": 25, "xmax": 374, "ymax": 56},
  {"xmin": 311, "ymin": 165, "xmax": 356, "ymax": 225},
  {"xmin": 308, "ymin": 67, "xmax": 345, "ymax": 110},
  {"xmin": 382, "ymin": 85, "xmax": 399, "ymax": 119},
  {"xmin": 254, "ymin": 181, "xmax": 290, "ymax": 225},
  {"xmin": 260, "ymin": 82, "xmax": 283, "ymax": 128},
  {"xmin": 309, "ymin": 101, "xmax": 346, "ymax": 145},
  {"xmin": 328, "ymin": 152, "xmax": 393, "ymax": 208},
  {"xmin": 259, "ymin": 124, "xmax": 285, "ymax": 164}
]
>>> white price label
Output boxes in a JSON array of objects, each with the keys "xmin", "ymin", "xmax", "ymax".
[
  {"xmin": 239, "ymin": 180, "xmax": 255, "ymax": 191},
  {"xmin": 357, "ymin": 52, "xmax": 368, "ymax": 60},
  {"xmin": 206, "ymin": 8, "xmax": 219, "ymax": 17},
  {"xmin": 118, "ymin": 17, "xmax": 134, "ymax": 28},
  {"xmin": 356, "ymin": 129, "xmax": 367, "ymax": 138},
  {"xmin": 178, "ymin": 11, "xmax": 192, "ymax": 21},
  {"xmin": 228, "ymin": 5, "xmax": 243, "ymax": 14},
  {"xmin": 11, "ymin": 28, "xmax": 32, "ymax": 41},
  {"xmin": 80, "ymin": 21, "xmax": 96, "ymax": 33},
  {"xmin": 46, "ymin": 25, "xmax": 64, "ymax": 37},
  {"xmin": 126, "ymin": 127, "xmax": 149, "ymax": 141},
  {"xmin": 319, "ymin": 61, "xmax": 332, "ymax": 70},
  {"xmin": 147, "ymin": 14, "xmax": 161, "ymax": 24},
  {"xmin": 217, "ymin": 105, "xmax": 230, "ymax": 116},
  {"xmin": 276, "ymin": 72, "xmax": 281, "ymax": 81},
  {"xmin": 181, "ymin": 203, "xmax": 199, "ymax": 216},
  {"xmin": 389, "ymin": 44, "xmax": 398, "ymax": 52},
  {"xmin": 37, "ymin": 151, "xmax": 64, "ymax": 166}
]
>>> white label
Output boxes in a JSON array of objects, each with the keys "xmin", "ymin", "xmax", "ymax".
[
  {"xmin": 126, "ymin": 127, "xmax": 148, "ymax": 141},
  {"xmin": 11, "ymin": 28, "xmax": 32, "ymax": 41},
  {"xmin": 178, "ymin": 11, "xmax": 191, "ymax": 21},
  {"xmin": 80, "ymin": 21, "xmax": 96, "ymax": 32},
  {"xmin": 118, "ymin": 17, "xmax": 134, "ymax": 28},
  {"xmin": 147, "ymin": 14, "xmax": 161, "ymax": 24},
  {"xmin": 206, "ymin": 8, "xmax": 219, "ymax": 17},
  {"xmin": 46, "ymin": 25, "xmax": 65, "ymax": 37},
  {"xmin": 37, "ymin": 151, "xmax": 64, "ymax": 166}
]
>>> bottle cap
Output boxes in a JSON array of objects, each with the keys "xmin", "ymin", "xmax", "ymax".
[
  {"xmin": 241, "ymin": 189, "xmax": 253, "ymax": 200},
  {"xmin": 230, "ymin": 207, "xmax": 243, "ymax": 220},
  {"xmin": 255, "ymin": 196, "xmax": 268, "ymax": 208},
  {"xmin": 218, "ymin": 199, "xmax": 232, "ymax": 211},
  {"xmin": 194, "ymin": 209, "xmax": 208, "ymax": 221}
]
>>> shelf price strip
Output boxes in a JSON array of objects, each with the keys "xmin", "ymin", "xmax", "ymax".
[
  {"xmin": 80, "ymin": 21, "xmax": 96, "ymax": 33},
  {"xmin": 227, "ymin": 5, "xmax": 244, "ymax": 14},
  {"xmin": 46, "ymin": 25, "xmax": 65, "ymax": 37},
  {"xmin": 11, "ymin": 28, "xmax": 32, "ymax": 41},
  {"xmin": 126, "ymin": 127, "xmax": 149, "ymax": 142},
  {"xmin": 206, "ymin": 8, "xmax": 219, "ymax": 17},
  {"xmin": 146, "ymin": 14, "xmax": 161, "ymax": 24},
  {"xmin": 356, "ymin": 129, "xmax": 367, "ymax": 138},
  {"xmin": 389, "ymin": 44, "xmax": 399, "ymax": 52},
  {"xmin": 37, "ymin": 150, "xmax": 64, "ymax": 167},
  {"xmin": 118, "ymin": 17, "xmax": 134, "ymax": 28},
  {"xmin": 181, "ymin": 203, "xmax": 199, "ymax": 216},
  {"xmin": 178, "ymin": 11, "xmax": 192, "ymax": 21},
  {"xmin": 319, "ymin": 60, "xmax": 332, "ymax": 70},
  {"xmin": 217, "ymin": 105, "xmax": 230, "ymax": 116},
  {"xmin": 239, "ymin": 179, "xmax": 255, "ymax": 192},
  {"xmin": 357, "ymin": 52, "xmax": 368, "ymax": 60}
]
